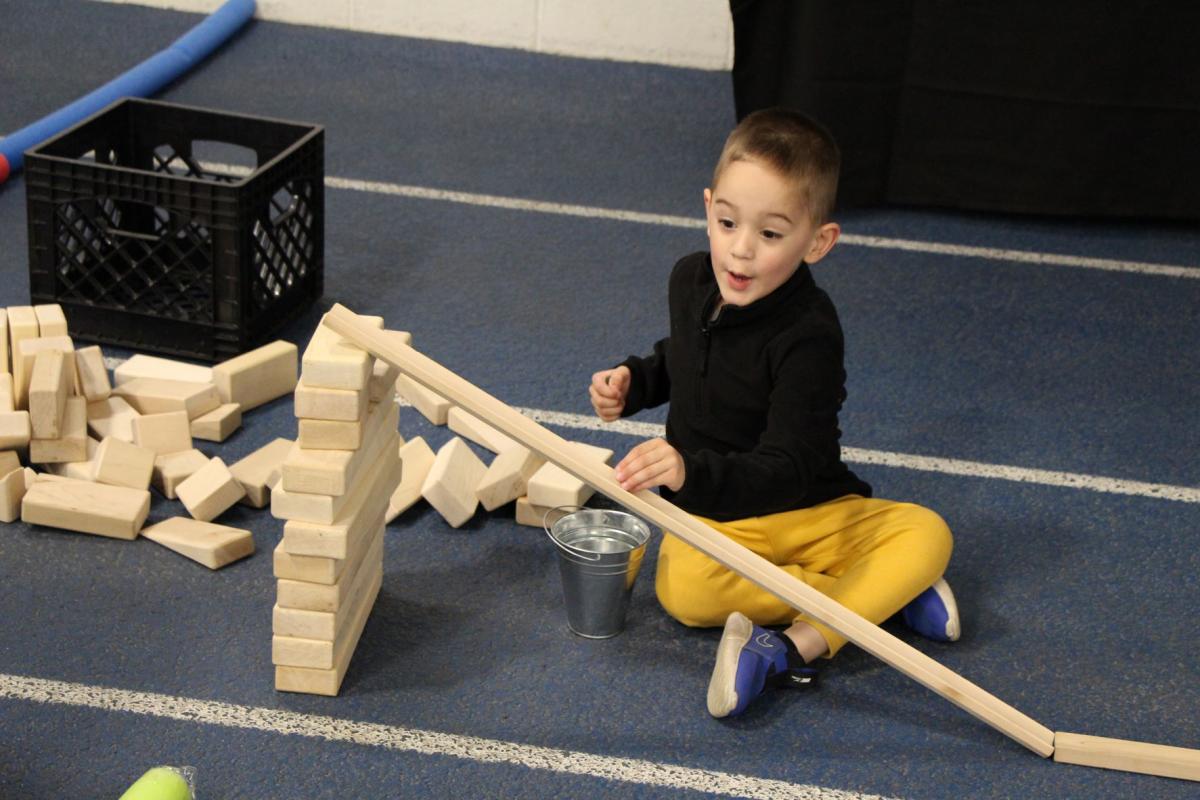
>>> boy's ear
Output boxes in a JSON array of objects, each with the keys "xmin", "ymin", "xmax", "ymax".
[
  {"xmin": 804, "ymin": 222, "xmax": 840, "ymax": 264},
  {"xmin": 703, "ymin": 187, "xmax": 713, "ymax": 214}
]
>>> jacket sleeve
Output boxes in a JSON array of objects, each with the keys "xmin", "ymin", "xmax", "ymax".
[
  {"xmin": 668, "ymin": 337, "xmax": 844, "ymax": 519},
  {"xmin": 618, "ymin": 336, "xmax": 671, "ymax": 415}
]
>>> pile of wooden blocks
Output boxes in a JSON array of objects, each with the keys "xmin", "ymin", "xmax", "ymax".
[
  {"xmin": 270, "ymin": 314, "xmax": 406, "ymax": 696},
  {"xmin": 1, "ymin": 303, "xmax": 298, "ymax": 570},
  {"xmin": 394, "ymin": 378, "xmax": 614, "ymax": 533}
]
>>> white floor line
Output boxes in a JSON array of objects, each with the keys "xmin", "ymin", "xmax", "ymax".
[
  {"xmin": 201, "ymin": 162, "xmax": 1199, "ymax": 279},
  {"xmin": 0, "ymin": 673, "xmax": 893, "ymax": 800}
]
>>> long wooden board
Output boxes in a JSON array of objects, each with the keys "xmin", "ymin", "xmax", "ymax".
[
  {"xmin": 1053, "ymin": 732, "xmax": 1200, "ymax": 782},
  {"xmin": 324, "ymin": 304, "xmax": 1053, "ymax": 756}
]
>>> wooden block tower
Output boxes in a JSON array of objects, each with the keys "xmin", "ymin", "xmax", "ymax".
[{"xmin": 269, "ymin": 314, "xmax": 403, "ymax": 696}]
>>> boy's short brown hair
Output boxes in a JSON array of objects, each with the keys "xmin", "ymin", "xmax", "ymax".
[{"xmin": 712, "ymin": 108, "xmax": 840, "ymax": 223}]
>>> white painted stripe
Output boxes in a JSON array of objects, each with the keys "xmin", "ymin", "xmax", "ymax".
[
  {"xmin": 836, "ymin": 234, "xmax": 1200, "ymax": 279},
  {"xmin": 509, "ymin": 407, "xmax": 1200, "ymax": 504},
  {"xmin": 0, "ymin": 673, "xmax": 891, "ymax": 800},
  {"xmin": 840, "ymin": 447, "xmax": 1200, "ymax": 504},
  {"xmin": 200, "ymin": 162, "xmax": 1199, "ymax": 279}
]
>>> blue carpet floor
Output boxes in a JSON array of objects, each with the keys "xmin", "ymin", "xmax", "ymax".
[{"xmin": 1, "ymin": 2, "xmax": 1198, "ymax": 798}]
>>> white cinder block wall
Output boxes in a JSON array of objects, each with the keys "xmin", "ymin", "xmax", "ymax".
[{"xmin": 94, "ymin": 0, "xmax": 735, "ymax": 70}]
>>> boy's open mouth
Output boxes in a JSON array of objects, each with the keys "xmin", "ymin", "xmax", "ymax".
[{"xmin": 727, "ymin": 270, "xmax": 752, "ymax": 288}]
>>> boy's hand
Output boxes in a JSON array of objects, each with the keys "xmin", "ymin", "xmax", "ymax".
[
  {"xmin": 590, "ymin": 366, "xmax": 631, "ymax": 422},
  {"xmin": 614, "ymin": 438, "xmax": 685, "ymax": 493}
]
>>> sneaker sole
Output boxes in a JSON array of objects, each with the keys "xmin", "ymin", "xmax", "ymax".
[
  {"xmin": 932, "ymin": 578, "xmax": 961, "ymax": 641},
  {"xmin": 707, "ymin": 611, "xmax": 753, "ymax": 718}
]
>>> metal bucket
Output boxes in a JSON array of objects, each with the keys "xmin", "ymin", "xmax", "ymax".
[{"xmin": 545, "ymin": 507, "xmax": 651, "ymax": 639}]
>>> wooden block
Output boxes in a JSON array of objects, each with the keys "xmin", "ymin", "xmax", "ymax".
[
  {"xmin": 33, "ymin": 304, "xmax": 68, "ymax": 337},
  {"xmin": 142, "ymin": 517, "xmax": 255, "ymax": 570},
  {"xmin": 0, "ymin": 373, "xmax": 13, "ymax": 412},
  {"xmin": 386, "ymin": 436, "xmax": 435, "ymax": 522},
  {"xmin": 272, "ymin": 558, "xmax": 381, "ymax": 642},
  {"xmin": 41, "ymin": 437, "xmax": 99, "ymax": 481},
  {"xmin": 526, "ymin": 442, "xmax": 614, "ymax": 508},
  {"xmin": 514, "ymin": 495, "xmax": 570, "ymax": 529},
  {"xmin": 1053, "ymin": 731, "xmax": 1200, "ymax": 782},
  {"xmin": 447, "ymin": 406, "xmax": 516, "ymax": 454},
  {"xmin": 16, "ymin": 335, "xmax": 74, "ymax": 411},
  {"xmin": 113, "ymin": 354, "xmax": 212, "ymax": 386},
  {"xmin": 0, "ymin": 465, "xmax": 28, "ymax": 523},
  {"xmin": 297, "ymin": 415, "xmax": 364, "ymax": 451},
  {"xmin": 30, "ymin": 397, "xmax": 87, "ymax": 464},
  {"xmin": 152, "ymin": 448, "xmax": 210, "ymax": 500},
  {"xmin": 281, "ymin": 401, "xmax": 398, "ymax": 496},
  {"xmin": 476, "ymin": 446, "xmax": 545, "ymax": 511},
  {"xmin": 29, "ymin": 350, "xmax": 71, "ymax": 439},
  {"xmin": 274, "ymin": 566, "xmax": 382, "ymax": 696},
  {"xmin": 74, "ymin": 346, "xmax": 111, "ymax": 402},
  {"xmin": 176, "ymin": 457, "xmax": 246, "ymax": 522},
  {"xmin": 277, "ymin": 514, "xmax": 384, "ymax": 612},
  {"xmin": 0, "ymin": 451, "xmax": 19, "ymax": 477},
  {"xmin": 21, "ymin": 477, "xmax": 150, "ymax": 540},
  {"xmin": 273, "ymin": 536, "xmax": 384, "ymax": 665},
  {"xmin": 87, "ymin": 396, "xmax": 140, "ymax": 442},
  {"xmin": 369, "ymin": 356, "xmax": 401, "ymax": 403},
  {"xmin": 190, "ymin": 403, "xmax": 241, "ymax": 442},
  {"xmin": 212, "ymin": 340, "xmax": 298, "ymax": 411},
  {"xmin": 0, "ymin": 411, "xmax": 30, "ymax": 450},
  {"xmin": 282, "ymin": 445, "xmax": 401, "ymax": 559},
  {"xmin": 112, "ymin": 377, "xmax": 220, "ymax": 420},
  {"xmin": 272, "ymin": 430, "xmax": 399, "ymax": 526},
  {"xmin": 395, "ymin": 372, "xmax": 450, "ymax": 425},
  {"xmin": 7, "ymin": 306, "xmax": 39, "ymax": 388},
  {"xmin": 228, "ymin": 437, "xmax": 293, "ymax": 508},
  {"xmin": 273, "ymin": 539, "xmax": 347, "ymax": 585},
  {"xmin": 23, "ymin": 467, "xmax": 36, "ymax": 491},
  {"xmin": 365, "ymin": 330, "xmax": 409, "ymax": 403},
  {"xmin": 131, "ymin": 410, "xmax": 192, "ymax": 455},
  {"xmin": 91, "ymin": 436, "xmax": 155, "ymax": 491},
  {"xmin": 293, "ymin": 378, "xmax": 367, "ymax": 422},
  {"xmin": 301, "ymin": 314, "xmax": 384, "ymax": 390},
  {"xmin": 421, "ymin": 437, "xmax": 487, "ymax": 528}
]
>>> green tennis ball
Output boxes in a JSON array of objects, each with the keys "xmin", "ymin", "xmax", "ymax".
[{"xmin": 118, "ymin": 767, "xmax": 191, "ymax": 800}]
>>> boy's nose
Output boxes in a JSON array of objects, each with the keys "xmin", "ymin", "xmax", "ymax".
[{"xmin": 731, "ymin": 232, "xmax": 754, "ymax": 259}]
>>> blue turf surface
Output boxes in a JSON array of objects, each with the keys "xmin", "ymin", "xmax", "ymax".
[{"xmin": 1, "ymin": 2, "xmax": 1198, "ymax": 798}]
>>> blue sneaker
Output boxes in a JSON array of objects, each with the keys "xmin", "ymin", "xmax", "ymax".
[
  {"xmin": 900, "ymin": 577, "xmax": 961, "ymax": 642},
  {"xmin": 707, "ymin": 612, "xmax": 818, "ymax": 718}
]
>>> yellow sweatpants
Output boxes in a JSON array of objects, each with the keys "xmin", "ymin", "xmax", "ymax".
[{"xmin": 655, "ymin": 495, "xmax": 953, "ymax": 656}]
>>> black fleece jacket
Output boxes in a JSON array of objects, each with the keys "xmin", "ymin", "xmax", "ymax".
[{"xmin": 619, "ymin": 251, "xmax": 871, "ymax": 521}]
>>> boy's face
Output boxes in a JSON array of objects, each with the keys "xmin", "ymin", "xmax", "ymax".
[{"xmin": 703, "ymin": 158, "xmax": 839, "ymax": 308}]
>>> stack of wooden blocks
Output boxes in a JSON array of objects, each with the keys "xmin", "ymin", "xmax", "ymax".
[
  {"xmin": 270, "ymin": 314, "xmax": 406, "ymax": 696},
  {"xmin": 1, "ymin": 302, "xmax": 299, "ymax": 570}
]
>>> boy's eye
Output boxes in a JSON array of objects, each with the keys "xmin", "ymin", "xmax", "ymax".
[
  {"xmin": 718, "ymin": 218, "xmax": 736, "ymax": 230},
  {"xmin": 762, "ymin": 230, "xmax": 782, "ymax": 240}
]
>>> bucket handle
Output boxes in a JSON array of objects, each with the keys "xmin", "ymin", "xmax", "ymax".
[{"xmin": 543, "ymin": 505, "xmax": 603, "ymax": 561}]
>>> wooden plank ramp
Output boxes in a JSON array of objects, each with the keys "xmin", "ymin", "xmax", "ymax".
[{"xmin": 325, "ymin": 302, "xmax": 1200, "ymax": 780}]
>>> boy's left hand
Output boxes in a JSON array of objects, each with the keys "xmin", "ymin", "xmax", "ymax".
[{"xmin": 614, "ymin": 438, "xmax": 685, "ymax": 493}]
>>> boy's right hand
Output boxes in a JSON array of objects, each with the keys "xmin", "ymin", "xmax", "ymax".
[{"xmin": 590, "ymin": 366, "xmax": 631, "ymax": 422}]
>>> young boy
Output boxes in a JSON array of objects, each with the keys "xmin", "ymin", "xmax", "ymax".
[{"xmin": 589, "ymin": 108, "xmax": 959, "ymax": 718}]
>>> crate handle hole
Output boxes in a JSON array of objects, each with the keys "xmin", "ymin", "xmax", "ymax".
[{"xmin": 193, "ymin": 140, "xmax": 258, "ymax": 180}]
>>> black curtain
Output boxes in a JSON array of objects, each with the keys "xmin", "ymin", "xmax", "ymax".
[{"xmin": 730, "ymin": 0, "xmax": 1200, "ymax": 220}]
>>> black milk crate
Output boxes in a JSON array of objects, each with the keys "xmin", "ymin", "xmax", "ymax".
[{"xmin": 24, "ymin": 97, "xmax": 324, "ymax": 363}]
